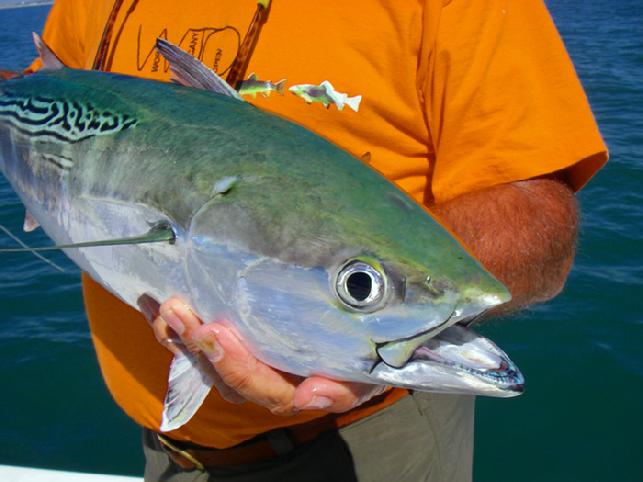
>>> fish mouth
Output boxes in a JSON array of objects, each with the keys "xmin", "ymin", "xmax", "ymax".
[{"xmin": 370, "ymin": 323, "xmax": 524, "ymax": 396}]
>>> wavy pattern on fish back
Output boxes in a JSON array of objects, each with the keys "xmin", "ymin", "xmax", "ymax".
[{"xmin": 0, "ymin": 91, "xmax": 137, "ymax": 144}]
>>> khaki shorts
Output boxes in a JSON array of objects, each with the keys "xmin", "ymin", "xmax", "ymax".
[{"xmin": 143, "ymin": 392, "xmax": 474, "ymax": 482}]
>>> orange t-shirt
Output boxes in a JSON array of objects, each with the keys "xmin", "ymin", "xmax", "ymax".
[{"xmin": 32, "ymin": 0, "xmax": 607, "ymax": 449}]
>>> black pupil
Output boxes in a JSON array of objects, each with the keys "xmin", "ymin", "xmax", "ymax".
[{"xmin": 346, "ymin": 272, "xmax": 372, "ymax": 301}]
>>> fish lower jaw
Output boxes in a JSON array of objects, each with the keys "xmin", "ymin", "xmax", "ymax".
[
  {"xmin": 370, "ymin": 324, "xmax": 525, "ymax": 396},
  {"xmin": 411, "ymin": 346, "xmax": 524, "ymax": 392}
]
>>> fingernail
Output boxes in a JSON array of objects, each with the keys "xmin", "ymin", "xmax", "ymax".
[
  {"xmin": 137, "ymin": 294, "xmax": 159, "ymax": 321},
  {"xmin": 302, "ymin": 396, "xmax": 333, "ymax": 410},
  {"xmin": 196, "ymin": 337, "xmax": 224, "ymax": 363},
  {"xmin": 160, "ymin": 308, "xmax": 185, "ymax": 335}
]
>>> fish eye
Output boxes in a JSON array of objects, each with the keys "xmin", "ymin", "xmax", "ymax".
[{"xmin": 336, "ymin": 260, "xmax": 386, "ymax": 310}]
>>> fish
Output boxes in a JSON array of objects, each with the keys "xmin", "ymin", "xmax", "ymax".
[
  {"xmin": 0, "ymin": 37, "xmax": 523, "ymax": 431},
  {"xmin": 289, "ymin": 80, "xmax": 362, "ymax": 112},
  {"xmin": 238, "ymin": 73, "xmax": 286, "ymax": 98}
]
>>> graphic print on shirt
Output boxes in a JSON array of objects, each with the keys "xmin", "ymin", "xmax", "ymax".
[
  {"xmin": 289, "ymin": 80, "xmax": 362, "ymax": 112},
  {"xmin": 136, "ymin": 25, "xmax": 241, "ymax": 75},
  {"xmin": 134, "ymin": 24, "xmax": 363, "ymax": 113},
  {"xmin": 238, "ymin": 73, "xmax": 286, "ymax": 98}
]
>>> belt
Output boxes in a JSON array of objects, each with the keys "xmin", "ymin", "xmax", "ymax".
[{"xmin": 157, "ymin": 414, "xmax": 340, "ymax": 470}]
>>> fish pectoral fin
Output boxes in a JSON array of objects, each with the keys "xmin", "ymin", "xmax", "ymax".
[
  {"xmin": 23, "ymin": 211, "xmax": 40, "ymax": 232},
  {"xmin": 160, "ymin": 352, "xmax": 216, "ymax": 432},
  {"xmin": 155, "ymin": 38, "xmax": 244, "ymax": 101}
]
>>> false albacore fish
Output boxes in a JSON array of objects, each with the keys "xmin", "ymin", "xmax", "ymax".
[
  {"xmin": 239, "ymin": 73, "xmax": 286, "ymax": 98},
  {"xmin": 289, "ymin": 80, "xmax": 362, "ymax": 112},
  {"xmin": 0, "ymin": 37, "xmax": 523, "ymax": 431}
]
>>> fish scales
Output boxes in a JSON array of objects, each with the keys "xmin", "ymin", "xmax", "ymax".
[{"xmin": 0, "ymin": 65, "xmax": 523, "ymax": 431}]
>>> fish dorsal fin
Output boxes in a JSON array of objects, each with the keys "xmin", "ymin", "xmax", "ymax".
[
  {"xmin": 320, "ymin": 80, "xmax": 334, "ymax": 92},
  {"xmin": 248, "ymin": 72, "xmax": 257, "ymax": 80},
  {"xmin": 32, "ymin": 32, "xmax": 65, "ymax": 70},
  {"xmin": 155, "ymin": 38, "xmax": 243, "ymax": 101}
]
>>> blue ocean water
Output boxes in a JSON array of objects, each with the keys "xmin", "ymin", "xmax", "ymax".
[{"xmin": 0, "ymin": 2, "xmax": 641, "ymax": 481}]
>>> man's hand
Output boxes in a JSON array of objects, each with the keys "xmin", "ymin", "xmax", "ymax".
[{"xmin": 141, "ymin": 295, "xmax": 386, "ymax": 415}]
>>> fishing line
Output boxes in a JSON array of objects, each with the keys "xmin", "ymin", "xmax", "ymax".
[
  {"xmin": 0, "ymin": 222, "xmax": 176, "ymax": 272},
  {"xmin": 0, "ymin": 224, "xmax": 64, "ymax": 272}
]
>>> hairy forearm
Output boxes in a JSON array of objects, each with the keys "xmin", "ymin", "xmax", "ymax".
[{"xmin": 429, "ymin": 176, "xmax": 579, "ymax": 314}]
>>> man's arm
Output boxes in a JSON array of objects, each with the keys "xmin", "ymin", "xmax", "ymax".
[
  {"xmin": 430, "ymin": 175, "xmax": 578, "ymax": 315},
  {"xmin": 155, "ymin": 175, "xmax": 578, "ymax": 413}
]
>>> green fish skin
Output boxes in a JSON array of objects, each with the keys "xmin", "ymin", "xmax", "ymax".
[{"xmin": 0, "ymin": 66, "xmax": 522, "ymax": 431}]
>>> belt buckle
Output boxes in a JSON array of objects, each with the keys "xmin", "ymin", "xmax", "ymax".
[{"xmin": 157, "ymin": 434, "xmax": 205, "ymax": 471}]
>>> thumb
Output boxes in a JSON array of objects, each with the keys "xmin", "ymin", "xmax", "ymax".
[{"xmin": 293, "ymin": 377, "xmax": 387, "ymax": 413}]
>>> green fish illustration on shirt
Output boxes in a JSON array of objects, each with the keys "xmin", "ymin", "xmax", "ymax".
[
  {"xmin": 238, "ymin": 73, "xmax": 286, "ymax": 98},
  {"xmin": 289, "ymin": 80, "xmax": 362, "ymax": 112}
]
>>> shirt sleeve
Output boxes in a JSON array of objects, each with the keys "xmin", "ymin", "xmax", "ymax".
[
  {"xmin": 419, "ymin": 0, "xmax": 608, "ymax": 203},
  {"xmin": 26, "ymin": 0, "xmax": 89, "ymax": 72}
]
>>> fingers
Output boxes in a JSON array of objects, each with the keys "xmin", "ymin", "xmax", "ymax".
[
  {"xmin": 138, "ymin": 294, "xmax": 183, "ymax": 356},
  {"xmin": 293, "ymin": 377, "xmax": 387, "ymax": 413},
  {"xmin": 206, "ymin": 364, "xmax": 247, "ymax": 405},
  {"xmin": 151, "ymin": 297, "xmax": 245, "ymax": 404},
  {"xmin": 191, "ymin": 322, "xmax": 302, "ymax": 416},
  {"xmin": 191, "ymin": 322, "xmax": 384, "ymax": 415},
  {"xmin": 158, "ymin": 298, "xmax": 199, "ymax": 338},
  {"xmin": 150, "ymin": 296, "xmax": 386, "ymax": 416},
  {"xmin": 158, "ymin": 296, "xmax": 203, "ymax": 354}
]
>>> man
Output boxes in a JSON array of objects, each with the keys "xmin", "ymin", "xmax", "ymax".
[{"xmin": 28, "ymin": 0, "xmax": 607, "ymax": 480}]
